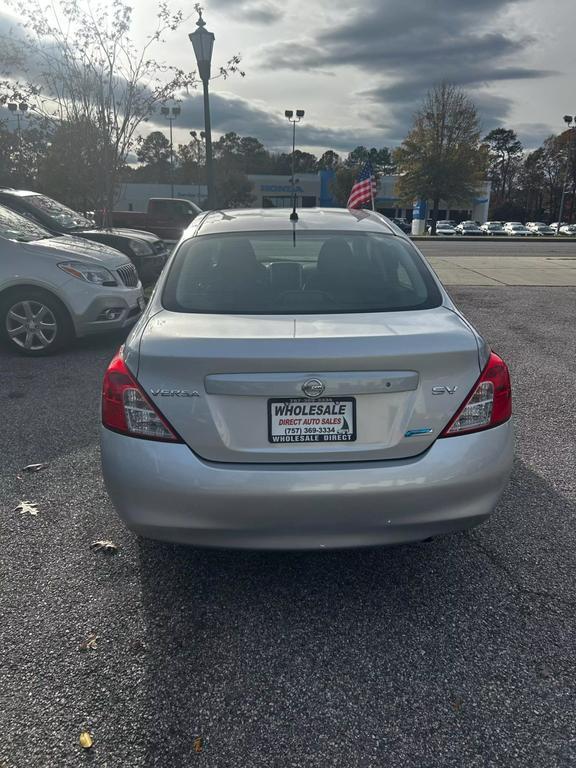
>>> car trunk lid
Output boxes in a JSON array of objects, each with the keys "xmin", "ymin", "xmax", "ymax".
[{"xmin": 134, "ymin": 307, "xmax": 481, "ymax": 463}]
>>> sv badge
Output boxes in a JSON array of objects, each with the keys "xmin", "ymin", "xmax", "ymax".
[{"xmin": 432, "ymin": 386, "xmax": 459, "ymax": 395}]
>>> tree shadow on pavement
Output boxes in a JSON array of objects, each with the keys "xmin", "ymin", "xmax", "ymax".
[{"xmin": 136, "ymin": 458, "xmax": 576, "ymax": 768}]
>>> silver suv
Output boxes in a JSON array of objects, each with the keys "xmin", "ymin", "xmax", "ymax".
[{"xmin": 0, "ymin": 204, "xmax": 144, "ymax": 355}]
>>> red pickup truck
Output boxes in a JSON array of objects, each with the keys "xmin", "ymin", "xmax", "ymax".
[{"xmin": 101, "ymin": 198, "xmax": 203, "ymax": 241}]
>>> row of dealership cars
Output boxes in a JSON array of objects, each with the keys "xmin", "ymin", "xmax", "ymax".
[{"xmin": 429, "ymin": 220, "xmax": 576, "ymax": 236}]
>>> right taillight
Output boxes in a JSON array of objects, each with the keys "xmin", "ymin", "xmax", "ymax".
[
  {"xmin": 102, "ymin": 348, "xmax": 182, "ymax": 442},
  {"xmin": 440, "ymin": 352, "xmax": 512, "ymax": 437}
]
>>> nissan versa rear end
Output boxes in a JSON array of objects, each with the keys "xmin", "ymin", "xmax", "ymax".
[{"xmin": 101, "ymin": 208, "xmax": 513, "ymax": 549}]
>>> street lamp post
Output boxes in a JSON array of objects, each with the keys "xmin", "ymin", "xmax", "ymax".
[
  {"xmin": 284, "ymin": 109, "xmax": 305, "ymax": 217},
  {"xmin": 190, "ymin": 130, "xmax": 206, "ymax": 205},
  {"xmin": 556, "ymin": 114, "xmax": 575, "ymax": 235},
  {"xmin": 161, "ymin": 105, "xmax": 181, "ymax": 199},
  {"xmin": 189, "ymin": 11, "xmax": 215, "ymax": 209},
  {"xmin": 7, "ymin": 102, "xmax": 28, "ymax": 179}
]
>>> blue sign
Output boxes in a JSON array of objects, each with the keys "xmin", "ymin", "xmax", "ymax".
[{"xmin": 413, "ymin": 200, "xmax": 427, "ymax": 220}]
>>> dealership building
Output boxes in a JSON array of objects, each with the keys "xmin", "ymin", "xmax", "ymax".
[{"xmin": 116, "ymin": 172, "xmax": 491, "ymax": 223}]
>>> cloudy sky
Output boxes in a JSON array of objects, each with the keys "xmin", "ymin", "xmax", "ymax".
[{"xmin": 1, "ymin": 0, "xmax": 574, "ymax": 156}]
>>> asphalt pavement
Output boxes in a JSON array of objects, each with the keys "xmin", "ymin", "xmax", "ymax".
[{"xmin": 1, "ymin": 285, "xmax": 576, "ymax": 767}]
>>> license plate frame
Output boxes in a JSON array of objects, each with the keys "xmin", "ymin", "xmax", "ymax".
[{"xmin": 268, "ymin": 397, "xmax": 357, "ymax": 444}]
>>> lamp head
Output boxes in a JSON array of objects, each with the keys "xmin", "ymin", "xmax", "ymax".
[
  {"xmin": 7, "ymin": 102, "xmax": 17, "ymax": 112},
  {"xmin": 189, "ymin": 10, "xmax": 215, "ymax": 83},
  {"xmin": 563, "ymin": 115, "xmax": 574, "ymax": 126},
  {"xmin": 160, "ymin": 106, "xmax": 170, "ymax": 116},
  {"xmin": 285, "ymin": 110, "xmax": 294, "ymax": 119},
  {"xmin": 296, "ymin": 109, "xmax": 305, "ymax": 119}
]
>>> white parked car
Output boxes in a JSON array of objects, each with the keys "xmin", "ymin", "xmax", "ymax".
[
  {"xmin": 427, "ymin": 222, "xmax": 457, "ymax": 236},
  {"xmin": 528, "ymin": 223, "xmax": 555, "ymax": 236},
  {"xmin": 436, "ymin": 224, "xmax": 457, "ymax": 236},
  {"xmin": 559, "ymin": 224, "xmax": 576, "ymax": 236},
  {"xmin": 505, "ymin": 224, "xmax": 533, "ymax": 237},
  {"xmin": 0, "ymin": 204, "xmax": 144, "ymax": 355},
  {"xmin": 455, "ymin": 222, "xmax": 485, "ymax": 236},
  {"xmin": 550, "ymin": 222, "xmax": 568, "ymax": 232},
  {"xmin": 481, "ymin": 222, "xmax": 505, "ymax": 236}
]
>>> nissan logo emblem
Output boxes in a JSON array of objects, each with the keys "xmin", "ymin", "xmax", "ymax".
[{"xmin": 302, "ymin": 378, "xmax": 325, "ymax": 398}]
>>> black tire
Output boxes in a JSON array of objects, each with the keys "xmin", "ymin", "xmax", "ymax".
[{"xmin": 0, "ymin": 288, "xmax": 74, "ymax": 356}]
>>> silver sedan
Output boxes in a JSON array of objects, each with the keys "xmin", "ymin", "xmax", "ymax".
[{"xmin": 101, "ymin": 208, "xmax": 513, "ymax": 550}]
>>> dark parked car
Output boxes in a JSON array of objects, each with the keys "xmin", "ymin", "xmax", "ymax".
[
  {"xmin": 391, "ymin": 217, "xmax": 412, "ymax": 234},
  {"xmin": 101, "ymin": 198, "xmax": 202, "ymax": 242},
  {"xmin": 0, "ymin": 189, "xmax": 169, "ymax": 285}
]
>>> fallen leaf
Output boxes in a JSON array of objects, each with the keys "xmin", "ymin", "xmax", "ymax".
[
  {"xmin": 451, "ymin": 697, "xmax": 463, "ymax": 713},
  {"xmin": 90, "ymin": 540, "xmax": 119, "ymax": 554},
  {"xmin": 13, "ymin": 500, "xmax": 39, "ymax": 516},
  {"xmin": 538, "ymin": 663, "xmax": 553, "ymax": 679},
  {"xmin": 79, "ymin": 731, "xmax": 94, "ymax": 749},
  {"xmin": 193, "ymin": 736, "xmax": 203, "ymax": 753},
  {"xmin": 22, "ymin": 463, "xmax": 50, "ymax": 473},
  {"xmin": 79, "ymin": 634, "xmax": 99, "ymax": 652}
]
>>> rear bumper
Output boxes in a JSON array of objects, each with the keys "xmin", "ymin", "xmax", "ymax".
[{"xmin": 101, "ymin": 421, "xmax": 513, "ymax": 550}]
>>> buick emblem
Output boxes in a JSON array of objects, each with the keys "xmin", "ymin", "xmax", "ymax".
[{"xmin": 302, "ymin": 378, "xmax": 325, "ymax": 398}]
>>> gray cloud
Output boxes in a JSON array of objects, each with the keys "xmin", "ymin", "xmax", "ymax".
[
  {"xmin": 208, "ymin": 0, "xmax": 283, "ymax": 23},
  {"xmin": 154, "ymin": 91, "xmax": 387, "ymax": 153},
  {"xmin": 514, "ymin": 122, "xmax": 557, "ymax": 150},
  {"xmin": 259, "ymin": 0, "xmax": 554, "ymax": 138}
]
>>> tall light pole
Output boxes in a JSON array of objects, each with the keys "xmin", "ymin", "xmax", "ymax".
[
  {"xmin": 190, "ymin": 130, "xmax": 206, "ymax": 205},
  {"xmin": 556, "ymin": 114, "xmax": 575, "ymax": 235},
  {"xmin": 285, "ymin": 109, "xmax": 304, "ymax": 218},
  {"xmin": 189, "ymin": 11, "xmax": 215, "ymax": 209},
  {"xmin": 161, "ymin": 105, "xmax": 181, "ymax": 198},
  {"xmin": 7, "ymin": 102, "xmax": 28, "ymax": 180}
]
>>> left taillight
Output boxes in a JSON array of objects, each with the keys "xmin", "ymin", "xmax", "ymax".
[
  {"xmin": 440, "ymin": 351, "xmax": 512, "ymax": 437},
  {"xmin": 102, "ymin": 348, "xmax": 182, "ymax": 442}
]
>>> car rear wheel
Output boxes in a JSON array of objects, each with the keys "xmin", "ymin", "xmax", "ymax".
[{"xmin": 0, "ymin": 290, "xmax": 73, "ymax": 356}]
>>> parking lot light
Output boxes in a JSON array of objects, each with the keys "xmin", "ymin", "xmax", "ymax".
[{"xmin": 285, "ymin": 109, "xmax": 305, "ymax": 217}]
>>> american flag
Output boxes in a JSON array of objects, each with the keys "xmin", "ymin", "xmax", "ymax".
[{"xmin": 347, "ymin": 162, "xmax": 377, "ymax": 209}]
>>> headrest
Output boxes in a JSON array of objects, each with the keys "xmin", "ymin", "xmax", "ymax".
[
  {"xmin": 317, "ymin": 238, "xmax": 355, "ymax": 275},
  {"xmin": 218, "ymin": 238, "xmax": 258, "ymax": 271}
]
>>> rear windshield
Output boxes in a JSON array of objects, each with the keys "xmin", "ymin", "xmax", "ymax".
[{"xmin": 162, "ymin": 230, "xmax": 442, "ymax": 314}]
